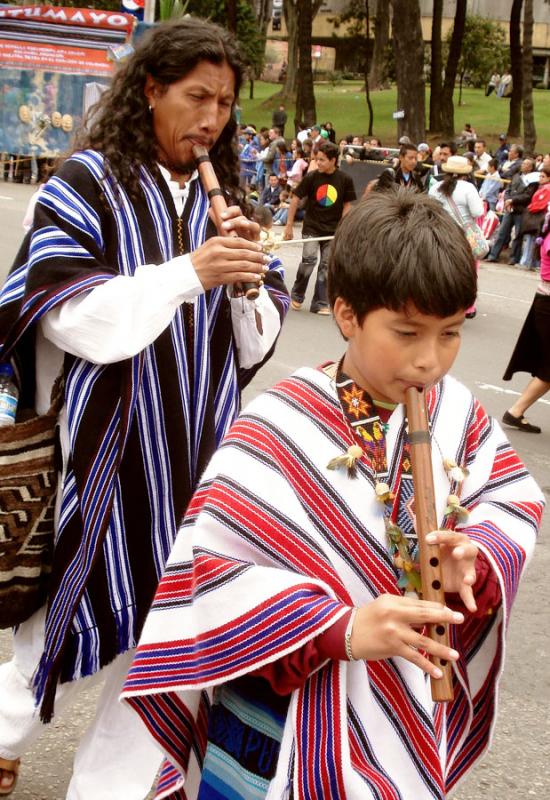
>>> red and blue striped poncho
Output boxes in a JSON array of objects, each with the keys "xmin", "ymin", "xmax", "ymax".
[{"xmin": 122, "ymin": 367, "xmax": 543, "ymax": 800}]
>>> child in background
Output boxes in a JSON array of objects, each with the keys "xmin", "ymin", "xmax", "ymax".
[
  {"xmin": 479, "ymin": 157, "xmax": 502, "ymax": 211},
  {"xmin": 272, "ymin": 189, "xmax": 291, "ymax": 225},
  {"xmin": 122, "ymin": 190, "xmax": 543, "ymax": 800}
]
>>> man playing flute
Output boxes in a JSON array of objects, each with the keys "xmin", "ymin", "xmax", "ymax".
[
  {"xmin": 122, "ymin": 190, "xmax": 543, "ymax": 799},
  {"xmin": 0, "ymin": 17, "xmax": 288, "ymax": 798}
]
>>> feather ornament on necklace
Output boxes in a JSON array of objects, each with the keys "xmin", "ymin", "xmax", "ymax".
[
  {"xmin": 327, "ymin": 444, "xmax": 363, "ymax": 478},
  {"xmin": 375, "ymin": 481, "xmax": 395, "ymax": 505},
  {"xmin": 443, "ymin": 458, "xmax": 469, "ymax": 483},
  {"xmin": 445, "ymin": 493, "xmax": 469, "ymax": 521}
]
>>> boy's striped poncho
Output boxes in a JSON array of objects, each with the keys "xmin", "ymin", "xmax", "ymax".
[{"xmin": 122, "ymin": 367, "xmax": 543, "ymax": 800}]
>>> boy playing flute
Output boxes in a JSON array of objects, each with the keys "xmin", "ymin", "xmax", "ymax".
[{"xmin": 122, "ymin": 190, "xmax": 544, "ymax": 800}]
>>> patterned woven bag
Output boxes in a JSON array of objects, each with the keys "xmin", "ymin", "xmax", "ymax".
[{"xmin": 0, "ymin": 379, "xmax": 62, "ymax": 628}]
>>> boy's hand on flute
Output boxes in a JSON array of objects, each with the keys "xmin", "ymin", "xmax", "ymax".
[
  {"xmin": 189, "ymin": 236, "xmax": 268, "ymax": 291},
  {"xmin": 350, "ymin": 595, "xmax": 463, "ymax": 680},
  {"xmin": 425, "ymin": 530, "xmax": 479, "ymax": 613}
]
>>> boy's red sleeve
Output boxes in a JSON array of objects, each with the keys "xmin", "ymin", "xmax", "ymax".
[
  {"xmin": 251, "ymin": 608, "xmax": 352, "ymax": 695},
  {"xmin": 446, "ymin": 550, "xmax": 502, "ymax": 617}
]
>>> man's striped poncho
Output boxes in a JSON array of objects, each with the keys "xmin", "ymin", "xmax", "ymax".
[
  {"xmin": 0, "ymin": 150, "xmax": 288, "ymax": 720},
  {"xmin": 122, "ymin": 368, "xmax": 543, "ymax": 800}
]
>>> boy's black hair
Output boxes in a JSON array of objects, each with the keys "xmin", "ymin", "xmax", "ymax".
[
  {"xmin": 328, "ymin": 189, "xmax": 476, "ymax": 322},
  {"xmin": 317, "ymin": 141, "xmax": 339, "ymax": 161},
  {"xmin": 488, "ymin": 158, "xmax": 498, "ymax": 170}
]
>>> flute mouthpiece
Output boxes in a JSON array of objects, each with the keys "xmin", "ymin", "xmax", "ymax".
[{"xmin": 192, "ymin": 143, "xmax": 209, "ymax": 161}]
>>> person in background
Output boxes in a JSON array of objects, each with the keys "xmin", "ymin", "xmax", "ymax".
[
  {"xmin": 429, "ymin": 154, "xmax": 484, "ymax": 318},
  {"xmin": 271, "ymin": 103, "xmax": 287, "ymax": 138},
  {"xmin": 425, "ymin": 140, "xmax": 457, "ymax": 190},
  {"xmin": 479, "ymin": 158, "xmax": 502, "ymax": 211},
  {"xmin": 121, "ymin": 189, "xmax": 543, "ymax": 800},
  {"xmin": 272, "ymin": 188, "xmax": 292, "ymax": 225},
  {"xmin": 486, "ymin": 157, "xmax": 537, "ymax": 265},
  {"xmin": 0, "ymin": 18, "xmax": 289, "ymax": 799},
  {"xmin": 263, "ymin": 127, "xmax": 286, "ymax": 177},
  {"xmin": 323, "ymin": 120, "xmax": 336, "ymax": 143},
  {"xmin": 517, "ymin": 166, "xmax": 550, "ymax": 271},
  {"xmin": 500, "ymin": 144, "xmax": 523, "ymax": 180},
  {"xmin": 283, "ymin": 140, "xmax": 356, "ymax": 315},
  {"xmin": 494, "ymin": 133, "xmax": 509, "ymax": 167},
  {"xmin": 474, "ymin": 139, "xmax": 492, "ymax": 174},
  {"xmin": 502, "ymin": 205, "xmax": 550, "ymax": 433},
  {"xmin": 239, "ymin": 125, "xmax": 258, "ymax": 188},
  {"xmin": 394, "ymin": 143, "xmax": 423, "ymax": 192},
  {"xmin": 258, "ymin": 173, "xmax": 282, "ymax": 214},
  {"xmin": 486, "ymin": 71, "xmax": 500, "ymax": 96},
  {"xmin": 286, "ymin": 144, "xmax": 308, "ymax": 191}
]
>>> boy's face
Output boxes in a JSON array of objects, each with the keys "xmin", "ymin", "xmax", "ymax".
[
  {"xmin": 316, "ymin": 151, "xmax": 336, "ymax": 173},
  {"xmin": 334, "ymin": 302, "xmax": 465, "ymax": 404}
]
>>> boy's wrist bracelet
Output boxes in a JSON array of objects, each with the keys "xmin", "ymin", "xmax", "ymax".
[{"xmin": 344, "ymin": 608, "xmax": 358, "ymax": 661}]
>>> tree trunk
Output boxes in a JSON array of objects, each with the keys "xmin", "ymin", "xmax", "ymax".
[
  {"xmin": 440, "ymin": 0, "xmax": 466, "ymax": 137},
  {"xmin": 225, "ymin": 0, "xmax": 237, "ymax": 34},
  {"xmin": 389, "ymin": 0, "xmax": 425, "ymax": 144},
  {"xmin": 295, "ymin": 1, "xmax": 316, "ymax": 128},
  {"xmin": 428, "ymin": 0, "xmax": 443, "ymax": 132},
  {"xmin": 282, "ymin": 0, "xmax": 299, "ymax": 101},
  {"xmin": 508, "ymin": 0, "xmax": 524, "ymax": 138},
  {"xmin": 364, "ymin": 0, "xmax": 374, "ymax": 135},
  {"xmin": 369, "ymin": 0, "xmax": 390, "ymax": 90},
  {"xmin": 522, "ymin": 0, "xmax": 536, "ymax": 152}
]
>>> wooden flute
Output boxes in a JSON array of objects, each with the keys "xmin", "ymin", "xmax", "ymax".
[
  {"xmin": 405, "ymin": 386, "xmax": 454, "ymax": 702},
  {"xmin": 192, "ymin": 144, "xmax": 260, "ymax": 301}
]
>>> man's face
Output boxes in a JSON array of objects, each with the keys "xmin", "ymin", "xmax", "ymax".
[
  {"xmin": 400, "ymin": 149, "xmax": 417, "ymax": 173},
  {"xmin": 145, "ymin": 59, "xmax": 235, "ymax": 176},
  {"xmin": 315, "ymin": 151, "xmax": 336, "ymax": 173},
  {"xmin": 543, "ymin": 154, "xmax": 550, "ymax": 170},
  {"xmin": 510, "ymin": 147, "xmax": 519, "ymax": 160},
  {"xmin": 268, "ymin": 175, "xmax": 279, "ymax": 187},
  {"xmin": 337, "ymin": 303, "xmax": 464, "ymax": 405},
  {"xmin": 439, "ymin": 147, "xmax": 451, "ymax": 163},
  {"xmin": 474, "ymin": 142, "xmax": 485, "ymax": 156},
  {"xmin": 520, "ymin": 159, "xmax": 534, "ymax": 174}
]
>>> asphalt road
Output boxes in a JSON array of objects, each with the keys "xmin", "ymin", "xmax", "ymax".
[{"xmin": 0, "ymin": 183, "xmax": 548, "ymax": 799}]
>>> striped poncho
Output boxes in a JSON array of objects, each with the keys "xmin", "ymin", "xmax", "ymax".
[
  {"xmin": 0, "ymin": 150, "xmax": 288, "ymax": 720},
  {"xmin": 122, "ymin": 367, "xmax": 543, "ymax": 800}
]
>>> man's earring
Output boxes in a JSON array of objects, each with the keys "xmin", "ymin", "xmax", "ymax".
[{"xmin": 148, "ymin": 105, "xmax": 153, "ymax": 113}]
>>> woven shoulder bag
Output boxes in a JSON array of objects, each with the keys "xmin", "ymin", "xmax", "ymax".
[{"xmin": 0, "ymin": 376, "xmax": 63, "ymax": 628}]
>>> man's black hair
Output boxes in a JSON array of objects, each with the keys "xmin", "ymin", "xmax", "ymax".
[
  {"xmin": 328, "ymin": 189, "xmax": 476, "ymax": 322},
  {"xmin": 399, "ymin": 143, "xmax": 418, "ymax": 157},
  {"xmin": 439, "ymin": 141, "xmax": 458, "ymax": 155}
]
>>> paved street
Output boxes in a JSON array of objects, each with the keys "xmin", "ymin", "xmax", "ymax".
[{"xmin": 0, "ymin": 183, "xmax": 549, "ymax": 798}]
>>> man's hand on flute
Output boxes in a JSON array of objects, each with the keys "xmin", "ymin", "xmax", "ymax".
[
  {"xmin": 216, "ymin": 205, "xmax": 260, "ymax": 241},
  {"xmin": 189, "ymin": 235, "xmax": 268, "ymax": 291},
  {"xmin": 349, "ymin": 595, "xmax": 464, "ymax": 679},
  {"xmin": 425, "ymin": 530, "xmax": 479, "ymax": 614}
]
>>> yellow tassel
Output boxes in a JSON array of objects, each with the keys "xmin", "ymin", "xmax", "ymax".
[{"xmin": 375, "ymin": 481, "xmax": 395, "ymax": 504}]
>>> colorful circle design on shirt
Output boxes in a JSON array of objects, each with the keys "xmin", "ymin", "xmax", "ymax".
[{"xmin": 316, "ymin": 183, "xmax": 338, "ymax": 206}]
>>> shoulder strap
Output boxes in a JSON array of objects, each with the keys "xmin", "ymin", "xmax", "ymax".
[{"xmin": 445, "ymin": 193, "xmax": 464, "ymax": 226}]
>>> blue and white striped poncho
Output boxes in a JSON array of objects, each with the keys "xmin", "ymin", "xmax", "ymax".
[{"xmin": 0, "ymin": 149, "xmax": 289, "ymax": 721}]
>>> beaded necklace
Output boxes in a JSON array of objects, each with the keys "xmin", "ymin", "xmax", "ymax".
[{"xmin": 328, "ymin": 364, "xmax": 422, "ymax": 594}]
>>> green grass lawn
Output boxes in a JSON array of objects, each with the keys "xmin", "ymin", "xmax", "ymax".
[{"xmin": 240, "ymin": 81, "xmax": 550, "ymax": 152}]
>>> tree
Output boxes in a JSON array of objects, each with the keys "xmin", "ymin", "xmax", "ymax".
[
  {"xmin": 282, "ymin": 0, "xmax": 323, "ymax": 103},
  {"xmin": 185, "ymin": 1, "xmax": 264, "ymax": 78},
  {"xmin": 428, "ymin": 0, "xmax": 443, "ymax": 132},
  {"xmin": 364, "ymin": 0, "xmax": 374, "ymax": 136},
  {"xmin": 369, "ymin": 0, "xmax": 390, "ymax": 90},
  {"xmin": 446, "ymin": 16, "xmax": 507, "ymax": 105},
  {"xmin": 295, "ymin": 0, "xmax": 316, "ymax": 127},
  {"xmin": 522, "ymin": 0, "xmax": 536, "ymax": 152},
  {"xmin": 440, "ymin": 0, "xmax": 467, "ymax": 137},
  {"xmin": 389, "ymin": 0, "xmax": 425, "ymax": 144},
  {"xmin": 508, "ymin": 0, "xmax": 524, "ymax": 138}
]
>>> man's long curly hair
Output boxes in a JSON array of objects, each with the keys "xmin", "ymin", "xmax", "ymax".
[{"xmin": 72, "ymin": 17, "xmax": 244, "ymax": 204}]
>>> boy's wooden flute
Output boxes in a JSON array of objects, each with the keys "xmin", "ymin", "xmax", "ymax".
[
  {"xmin": 405, "ymin": 386, "xmax": 454, "ymax": 702},
  {"xmin": 192, "ymin": 144, "xmax": 260, "ymax": 300}
]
